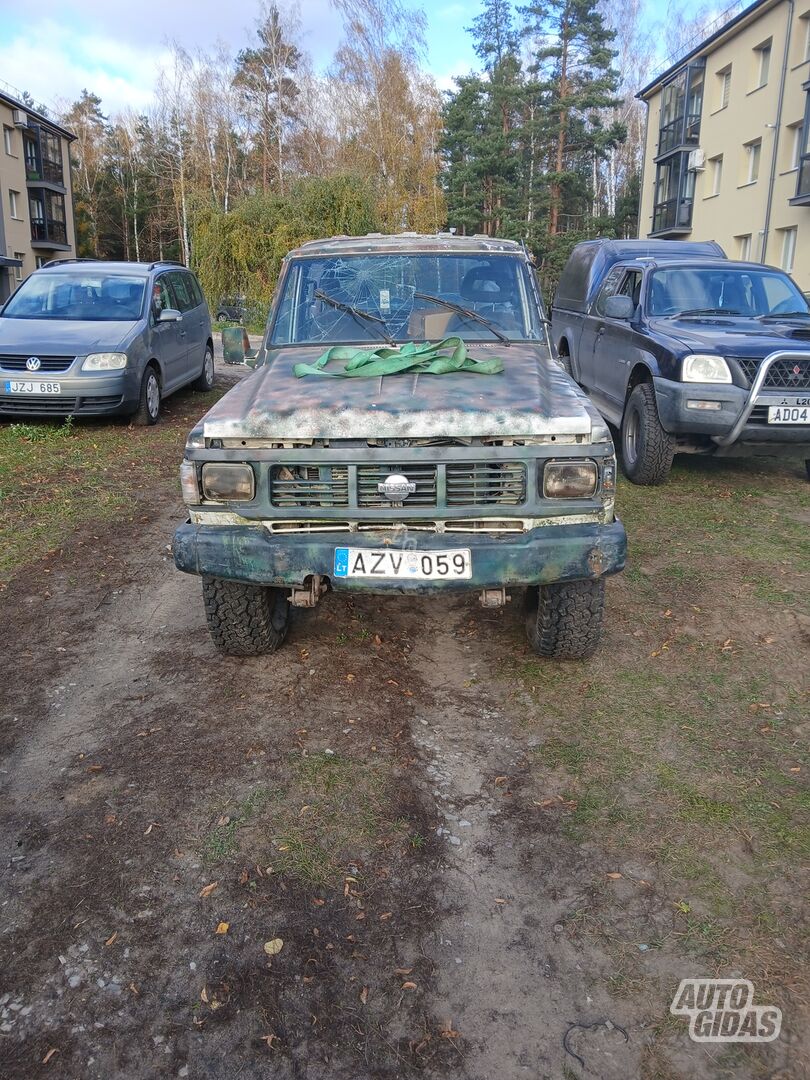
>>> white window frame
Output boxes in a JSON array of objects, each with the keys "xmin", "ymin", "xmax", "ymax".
[
  {"xmin": 754, "ymin": 40, "xmax": 772, "ymax": 88},
  {"xmin": 745, "ymin": 139, "xmax": 762, "ymax": 183},
  {"xmin": 9, "ymin": 189, "xmax": 20, "ymax": 218},
  {"xmin": 12, "ymin": 252, "xmax": 24, "ymax": 282},
  {"xmin": 737, "ymin": 234, "xmax": 752, "ymax": 260},
  {"xmin": 717, "ymin": 67, "xmax": 732, "ymax": 110},
  {"xmin": 780, "ymin": 227, "xmax": 798, "ymax": 272},
  {"xmin": 710, "ymin": 154, "xmax": 724, "ymax": 195},
  {"xmin": 790, "ymin": 122, "xmax": 804, "ymax": 170},
  {"xmin": 2, "ymin": 126, "xmax": 12, "ymax": 155}
]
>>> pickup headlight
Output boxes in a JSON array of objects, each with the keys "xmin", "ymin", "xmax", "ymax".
[
  {"xmin": 542, "ymin": 460, "xmax": 598, "ymax": 498},
  {"xmin": 201, "ymin": 462, "xmax": 255, "ymax": 502},
  {"xmin": 682, "ymin": 354, "xmax": 732, "ymax": 384},
  {"xmin": 82, "ymin": 352, "xmax": 128, "ymax": 370}
]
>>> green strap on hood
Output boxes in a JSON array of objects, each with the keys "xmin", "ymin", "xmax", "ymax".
[{"xmin": 293, "ymin": 337, "xmax": 504, "ymax": 379}]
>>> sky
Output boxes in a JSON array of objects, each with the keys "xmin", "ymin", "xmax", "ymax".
[{"xmin": 0, "ymin": 0, "xmax": 707, "ymax": 117}]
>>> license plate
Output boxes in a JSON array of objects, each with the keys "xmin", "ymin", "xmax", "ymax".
[
  {"xmin": 767, "ymin": 405, "xmax": 809, "ymax": 424},
  {"xmin": 334, "ymin": 547, "xmax": 472, "ymax": 580},
  {"xmin": 4, "ymin": 380, "xmax": 61, "ymax": 395}
]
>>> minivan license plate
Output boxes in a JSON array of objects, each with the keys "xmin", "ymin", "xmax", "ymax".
[
  {"xmin": 4, "ymin": 380, "xmax": 61, "ymax": 395},
  {"xmin": 334, "ymin": 547, "xmax": 472, "ymax": 580}
]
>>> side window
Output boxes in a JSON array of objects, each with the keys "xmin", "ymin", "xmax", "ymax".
[
  {"xmin": 186, "ymin": 273, "xmax": 204, "ymax": 308},
  {"xmin": 152, "ymin": 275, "xmax": 174, "ymax": 316},
  {"xmin": 618, "ymin": 271, "xmax": 643, "ymax": 308},
  {"xmin": 594, "ymin": 267, "xmax": 625, "ymax": 316},
  {"xmin": 168, "ymin": 271, "xmax": 194, "ymax": 313}
]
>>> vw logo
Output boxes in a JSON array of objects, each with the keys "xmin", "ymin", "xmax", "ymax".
[
  {"xmin": 377, "ymin": 473, "xmax": 416, "ymax": 501},
  {"xmin": 26, "ymin": 356, "xmax": 41, "ymax": 372}
]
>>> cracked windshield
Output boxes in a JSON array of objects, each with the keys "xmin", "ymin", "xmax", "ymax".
[{"xmin": 270, "ymin": 253, "xmax": 544, "ymax": 345}]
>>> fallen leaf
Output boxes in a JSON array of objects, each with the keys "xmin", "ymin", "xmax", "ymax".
[
  {"xmin": 216, "ymin": 815, "xmax": 231, "ymax": 826},
  {"xmin": 200, "ymin": 986, "xmax": 209, "ymax": 1003},
  {"xmin": 143, "ymin": 822, "xmax": 158, "ymax": 835},
  {"xmin": 264, "ymin": 938, "xmax": 284, "ymax": 956},
  {"xmin": 355, "ymin": 911, "xmax": 366, "ymax": 921},
  {"xmin": 533, "ymin": 798, "xmax": 556, "ymax": 808},
  {"xmin": 87, "ymin": 764, "xmax": 103, "ymax": 773},
  {"xmin": 104, "ymin": 931, "xmax": 118, "ymax": 947},
  {"xmin": 494, "ymin": 898, "xmax": 507, "ymax": 904},
  {"xmin": 401, "ymin": 981, "xmax": 417, "ymax": 991},
  {"xmin": 606, "ymin": 872, "xmax": 623, "ymax": 880},
  {"xmin": 394, "ymin": 967, "xmax": 413, "ymax": 976},
  {"xmin": 379, "ymin": 911, "xmax": 393, "ymax": 920},
  {"xmin": 239, "ymin": 869, "xmax": 249, "ymax": 886},
  {"xmin": 789, "ymin": 766, "xmax": 801, "ymax": 773},
  {"xmin": 215, "ymin": 922, "xmax": 229, "ymax": 935},
  {"xmin": 312, "ymin": 898, "xmax": 325, "ymax": 907},
  {"xmin": 346, "ymin": 674, "xmax": 356, "ymax": 682},
  {"xmin": 42, "ymin": 1049, "xmax": 59, "ymax": 1065},
  {"xmin": 260, "ymin": 1033, "xmax": 279, "ymax": 1048},
  {"xmin": 199, "ymin": 882, "xmax": 219, "ymax": 899},
  {"xmin": 494, "ymin": 775, "xmax": 508, "ymax": 786},
  {"xmin": 359, "ymin": 986, "xmax": 369, "ymax": 1004}
]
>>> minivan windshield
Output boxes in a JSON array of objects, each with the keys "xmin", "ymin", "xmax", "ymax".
[
  {"xmin": 648, "ymin": 266, "xmax": 809, "ymax": 318},
  {"xmin": 270, "ymin": 254, "xmax": 543, "ymax": 345},
  {"xmin": 2, "ymin": 272, "xmax": 147, "ymax": 321}
]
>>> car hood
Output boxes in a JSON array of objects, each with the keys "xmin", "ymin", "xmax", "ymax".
[
  {"xmin": 0, "ymin": 318, "xmax": 138, "ymax": 354},
  {"xmin": 647, "ymin": 315, "xmax": 810, "ymax": 357},
  {"xmin": 201, "ymin": 343, "xmax": 595, "ymax": 440}
]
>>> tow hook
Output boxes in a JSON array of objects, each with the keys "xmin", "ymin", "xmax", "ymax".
[
  {"xmin": 290, "ymin": 575, "xmax": 327, "ymax": 608},
  {"xmin": 480, "ymin": 588, "xmax": 510, "ymax": 608}
]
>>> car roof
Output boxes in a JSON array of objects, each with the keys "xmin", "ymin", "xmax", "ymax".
[
  {"xmin": 38, "ymin": 260, "xmax": 186, "ymax": 276},
  {"xmin": 287, "ymin": 233, "xmax": 525, "ymax": 258},
  {"xmin": 639, "ymin": 258, "xmax": 790, "ymax": 273}
]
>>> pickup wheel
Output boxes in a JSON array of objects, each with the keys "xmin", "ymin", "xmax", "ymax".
[
  {"xmin": 202, "ymin": 576, "xmax": 290, "ymax": 656},
  {"xmin": 525, "ymin": 579, "xmax": 605, "ymax": 660},
  {"xmin": 621, "ymin": 382, "xmax": 675, "ymax": 485}
]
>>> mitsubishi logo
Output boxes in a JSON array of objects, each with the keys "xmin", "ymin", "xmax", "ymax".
[{"xmin": 26, "ymin": 356, "xmax": 41, "ymax": 371}]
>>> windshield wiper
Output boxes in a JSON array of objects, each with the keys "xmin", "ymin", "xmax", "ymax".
[
  {"xmin": 675, "ymin": 308, "xmax": 743, "ymax": 317},
  {"xmin": 314, "ymin": 290, "xmax": 394, "ymax": 345},
  {"xmin": 757, "ymin": 311, "xmax": 810, "ymax": 320},
  {"xmin": 413, "ymin": 291, "xmax": 512, "ymax": 345}
]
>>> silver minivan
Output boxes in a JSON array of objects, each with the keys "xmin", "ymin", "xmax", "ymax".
[{"xmin": 0, "ymin": 259, "xmax": 214, "ymax": 424}]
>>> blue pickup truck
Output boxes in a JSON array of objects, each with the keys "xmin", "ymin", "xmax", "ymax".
[{"xmin": 551, "ymin": 240, "xmax": 810, "ymax": 484}]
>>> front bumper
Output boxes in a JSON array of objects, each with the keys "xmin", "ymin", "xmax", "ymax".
[
  {"xmin": 0, "ymin": 369, "xmax": 140, "ymax": 417},
  {"xmin": 654, "ymin": 373, "xmax": 810, "ymax": 450},
  {"xmin": 173, "ymin": 520, "xmax": 627, "ymax": 592}
]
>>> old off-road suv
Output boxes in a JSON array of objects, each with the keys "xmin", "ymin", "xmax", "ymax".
[{"xmin": 173, "ymin": 234, "xmax": 626, "ymax": 659}]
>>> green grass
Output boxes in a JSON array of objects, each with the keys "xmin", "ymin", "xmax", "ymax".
[{"xmin": 0, "ymin": 388, "xmax": 222, "ymax": 581}]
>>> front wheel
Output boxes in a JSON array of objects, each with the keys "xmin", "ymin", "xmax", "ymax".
[
  {"xmin": 621, "ymin": 382, "xmax": 675, "ymax": 485},
  {"xmin": 202, "ymin": 576, "xmax": 290, "ymax": 656},
  {"xmin": 132, "ymin": 365, "xmax": 161, "ymax": 426},
  {"xmin": 525, "ymin": 579, "xmax": 605, "ymax": 660},
  {"xmin": 192, "ymin": 345, "xmax": 215, "ymax": 392}
]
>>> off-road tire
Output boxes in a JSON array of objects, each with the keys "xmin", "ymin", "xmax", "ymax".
[
  {"xmin": 202, "ymin": 576, "xmax": 290, "ymax": 656},
  {"xmin": 621, "ymin": 382, "xmax": 675, "ymax": 485},
  {"xmin": 525, "ymin": 578, "xmax": 605, "ymax": 660},
  {"xmin": 557, "ymin": 345, "xmax": 573, "ymax": 378},
  {"xmin": 132, "ymin": 364, "xmax": 161, "ymax": 426},
  {"xmin": 192, "ymin": 345, "xmax": 215, "ymax": 392}
]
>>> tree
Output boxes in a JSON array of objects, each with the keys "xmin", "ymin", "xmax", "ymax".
[
  {"xmin": 61, "ymin": 91, "xmax": 107, "ymax": 256},
  {"xmin": 234, "ymin": 4, "xmax": 301, "ymax": 194}
]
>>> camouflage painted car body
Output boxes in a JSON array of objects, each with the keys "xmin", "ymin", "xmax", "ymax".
[{"xmin": 173, "ymin": 234, "xmax": 626, "ymax": 595}]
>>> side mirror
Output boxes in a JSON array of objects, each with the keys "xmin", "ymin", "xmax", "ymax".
[
  {"xmin": 158, "ymin": 307, "xmax": 183, "ymax": 323},
  {"xmin": 603, "ymin": 295, "xmax": 635, "ymax": 321},
  {"xmin": 222, "ymin": 325, "xmax": 258, "ymax": 367}
]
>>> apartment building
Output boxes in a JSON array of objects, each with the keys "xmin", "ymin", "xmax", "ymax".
[
  {"xmin": 638, "ymin": 0, "xmax": 810, "ymax": 292},
  {"xmin": 0, "ymin": 89, "xmax": 76, "ymax": 302}
]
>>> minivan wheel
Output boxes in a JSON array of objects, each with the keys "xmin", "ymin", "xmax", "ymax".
[
  {"xmin": 192, "ymin": 345, "xmax": 215, "ymax": 392},
  {"xmin": 133, "ymin": 366, "xmax": 161, "ymax": 426},
  {"xmin": 525, "ymin": 578, "xmax": 605, "ymax": 660},
  {"xmin": 621, "ymin": 383, "xmax": 675, "ymax": 485},
  {"xmin": 202, "ymin": 576, "xmax": 290, "ymax": 656}
]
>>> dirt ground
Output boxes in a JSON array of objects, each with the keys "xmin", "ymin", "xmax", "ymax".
[{"xmin": 0, "ymin": 355, "xmax": 808, "ymax": 1080}]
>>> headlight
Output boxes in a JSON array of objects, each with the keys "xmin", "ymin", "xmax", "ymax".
[
  {"xmin": 201, "ymin": 462, "xmax": 255, "ymax": 502},
  {"xmin": 180, "ymin": 460, "xmax": 200, "ymax": 505},
  {"xmin": 82, "ymin": 352, "xmax": 128, "ymax": 371},
  {"xmin": 542, "ymin": 460, "xmax": 598, "ymax": 498},
  {"xmin": 682, "ymin": 354, "xmax": 732, "ymax": 384}
]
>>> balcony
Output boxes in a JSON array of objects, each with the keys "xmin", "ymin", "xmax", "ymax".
[
  {"xmin": 23, "ymin": 128, "xmax": 65, "ymax": 189},
  {"xmin": 30, "ymin": 218, "xmax": 68, "ymax": 247},
  {"xmin": 26, "ymin": 157, "xmax": 64, "ymax": 186},
  {"xmin": 651, "ymin": 196, "xmax": 694, "ymax": 237}
]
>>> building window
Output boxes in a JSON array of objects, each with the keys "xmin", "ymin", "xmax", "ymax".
[
  {"xmin": 744, "ymin": 139, "xmax": 762, "ymax": 183},
  {"xmin": 35, "ymin": 256, "xmax": 48, "ymax": 269},
  {"xmin": 716, "ymin": 66, "xmax": 732, "ymax": 110},
  {"xmin": 709, "ymin": 154, "xmax": 724, "ymax": 195},
  {"xmin": 657, "ymin": 61, "xmax": 705, "ymax": 155},
  {"xmin": 653, "ymin": 152, "xmax": 695, "ymax": 233},
  {"xmin": 13, "ymin": 253, "xmax": 25, "ymax": 282},
  {"xmin": 29, "ymin": 190, "xmax": 68, "ymax": 246},
  {"xmin": 787, "ymin": 121, "xmax": 804, "ymax": 170},
  {"xmin": 795, "ymin": 93, "xmax": 810, "ymax": 200},
  {"xmin": 779, "ymin": 226, "xmax": 798, "ymax": 272},
  {"xmin": 753, "ymin": 39, "xmax": 772, "ymax": 89},
  {"xmin": 736, "ymin": 234, "xmax": 752, "ymax": 260},
  {"xmin": 3, "ymin": 125, "xmax": 13, "ymax": 155},
  {"xmin": 802, "ymin": 13, "xmax": 810, "ymax": 63},
  {"xmin": 9, "ymin": 189, "xmax": 21, "ymax": 218}
]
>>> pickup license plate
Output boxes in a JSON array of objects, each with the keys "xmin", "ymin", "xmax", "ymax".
[
  {"xmin": 4, "ymin": 380, "xmax": 61, "ymax": 395},
  {"xmin": 767, "ymin": 405, "xmax": 809, "ymax": 424},
  {"xmin": 334, "ymin": 547, "xmax": 472, "ymax": 580}
]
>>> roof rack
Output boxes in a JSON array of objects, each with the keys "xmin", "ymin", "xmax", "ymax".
[
  {"xmin": 148, "ymin": 260, "xmax": 186, "ymax": 270},
  {"xmin": 43, "ymin": 257, "xmax": 99, "ymax": 268}
]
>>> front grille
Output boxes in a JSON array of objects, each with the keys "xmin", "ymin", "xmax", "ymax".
[
  {"xmin": 733, "ymin": 355, "xmax": 810, "ymax": 390},
  {"xmin": 358, "ymin": 464, "xmax": 437, "ymax": 507},
  {"xmin": 270, "ymin": 465, "xmax": 349, "ymax": 507},
  {"xmin": 446, "ymin": 462, "xmax": 526, "ymax": 505},
  {"xmin": 0, "ymin": 355, "xmax": 76, "ymax": 372},
  {"xmin": 0, "ymin": 394, "xmax": 122, "ymax": 415}
]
